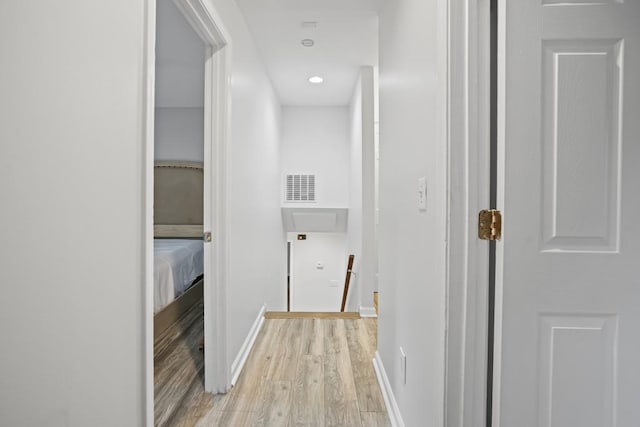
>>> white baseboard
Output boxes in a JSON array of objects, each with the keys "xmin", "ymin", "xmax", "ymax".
[
  {"xmin": 230, "ymin": 304, "xmax": 266, "ymax": 385},
  {"xmin": 373, "ymin": 351, "xmax": 405, "ymax": 427},
  {"xmin": 359, "ymin": 305, "xmax": 378, "ymax": 318}
]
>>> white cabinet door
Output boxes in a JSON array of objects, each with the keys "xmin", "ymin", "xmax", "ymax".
[{"xmin": 495, "ymin": 1, "xmax": 640, "ymax": 426}]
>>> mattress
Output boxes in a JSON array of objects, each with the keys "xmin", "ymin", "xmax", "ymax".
[{"xmin": 154, "ymin": 239, "xmax": 204, "ymax": 313}]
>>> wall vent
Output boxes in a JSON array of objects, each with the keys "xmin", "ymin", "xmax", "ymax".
[{"xmin": 285, "ymin": 174, "xmax": 316, "ymax": 202}]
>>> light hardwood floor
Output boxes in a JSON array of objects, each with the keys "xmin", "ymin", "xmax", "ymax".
[
  {"xmin": 154, "ymin": 301, "xmax": 207, "ymax": 426},
  {"xmin": 155, "ymin": 307, "xmax": 390, "ymax": 427}
]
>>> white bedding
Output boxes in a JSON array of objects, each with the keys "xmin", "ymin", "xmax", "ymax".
[{"xmin": 154, "ymin": 239, "xmax": 204, "ymax": 313}]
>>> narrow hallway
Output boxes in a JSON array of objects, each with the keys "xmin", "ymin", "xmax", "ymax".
[{"xmin": 155, "ymin": 309, "xmax": 389, "ymax": 426}]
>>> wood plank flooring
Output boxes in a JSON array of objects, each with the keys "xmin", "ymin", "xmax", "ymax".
[
  {"xmin": 154, "ymin": 301, "xmax": 208, "ymax": 426},
  {"xmin": 155, "ymin": 307, "xmax": 389, "ymax": 427}
]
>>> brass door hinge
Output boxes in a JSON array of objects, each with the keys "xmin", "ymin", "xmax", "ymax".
[{"xmin": 478, "ymin": 209, "xmax": 502, "ymax": 241}]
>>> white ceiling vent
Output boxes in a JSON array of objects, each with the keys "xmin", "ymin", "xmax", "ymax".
[{"xmin": 285, "ymin": 174, "xmax": 316, "ymax": 202}]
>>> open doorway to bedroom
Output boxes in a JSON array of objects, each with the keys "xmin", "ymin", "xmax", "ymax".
[
  {"xmin": 148, "ymin": 0, "xmax": 231, "ymax": 424},
  {"xmin": 153, "ymin": 0, "xmax": 206, "ymax": 424}
]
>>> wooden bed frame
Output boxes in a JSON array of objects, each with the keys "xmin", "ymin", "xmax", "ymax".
[
  {"xmin": 154, "ymin": 277, "xmax": 203, "ymax": 340},
  {"xmin": 153, "ymin": 161, "xmax": 205, "ymax": 339}
]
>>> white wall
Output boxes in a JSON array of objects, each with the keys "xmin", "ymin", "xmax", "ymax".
[
  {"xmin": 154, "ymin": 107, "xmax": 204, "ymax": 162},
  {"xmin": 280, "ymin": 106, "xmax": 350, "ymax": 207},
  {"xmin": 348, "ymin": 78, "xmax": 363, "ymax": 313},
  {"xmin": 347, "ymin": 67, "xmax": 377, "ymax": 313},
  {"xmin": 155, "ymin": 0, "xmax": 205, "ymax": 109},
  {"xmin": 207, "ymin": 0, "xmax": 287, "ymax": 366},
  {"xmin": 154, "ymin": 0, "xmax": 204, "ymax": 163},
  {"xmin": 0, "ymin": 1, "xmax": 147, "ymax": 425},
  {"xmin": 280, "ymin": 106, "xmax": 350, "ymax": 311},
  {"xmin": 377, "ymin": 0, "xmax": 447, "ymax": 425},
  {"xmin": 289, "ymin": 233, "xmax": 348, "ymax": 311}
]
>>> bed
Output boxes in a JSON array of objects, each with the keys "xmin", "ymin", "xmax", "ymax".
[
  {"xmin": 154, "ymin": 238, "xmax": 204, "ymax": 313},
  {"xmin": 153, "ymin": 161, "xmax": 205, "ymax": 339}
]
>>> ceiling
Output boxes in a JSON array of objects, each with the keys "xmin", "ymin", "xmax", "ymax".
[
  {"xmin": 236, "ymin": 0, "xmax": 382, "ymax": 106},
  {"xmin": 155, "ymin": 0, "xmax": 382, "ymax": 108}
]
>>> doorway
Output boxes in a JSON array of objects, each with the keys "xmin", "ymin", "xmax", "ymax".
[
  {"xmin": 153, "ymin": 0, "xmax": 206, "ymax": 423},
  {"xmin": 144, "ymin": 0, "xmax": 231, "ymax": 424}
]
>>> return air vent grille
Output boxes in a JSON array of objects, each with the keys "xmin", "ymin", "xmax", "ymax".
[{"xmin": 285, "ymin": 174, "xmax": 316, "ymax": 202}]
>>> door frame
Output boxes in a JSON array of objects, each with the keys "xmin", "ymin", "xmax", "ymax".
[
  {"xmin": 142, "ymin": 0, "xmax": 232, "ymax": 424},
  {"xmin": 445, "ymin": 0, "xmax": 493, "ymax": 426}
]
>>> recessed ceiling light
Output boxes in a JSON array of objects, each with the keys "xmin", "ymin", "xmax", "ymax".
[
  {"xmin": 301, "ymin": 39, "xmax": 314, "ymax": 47},
  {"xmin": 308, "ymin": 76, "xmax": 324, "ymax": 84}
]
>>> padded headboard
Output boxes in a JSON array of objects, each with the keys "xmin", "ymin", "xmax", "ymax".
[{"xmin": 154, "ymin": 161, "xmax": 203, "ymax": 238}]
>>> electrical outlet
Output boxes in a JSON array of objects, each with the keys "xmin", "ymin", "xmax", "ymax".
[{"xmin": 400, "ymin": 347, "xmax": 407, "ymax": 385}]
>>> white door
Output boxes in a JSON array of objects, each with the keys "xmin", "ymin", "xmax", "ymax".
[{"xmin": 495, "ymin": 1, "xmax": 640, "ymax": 426}]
